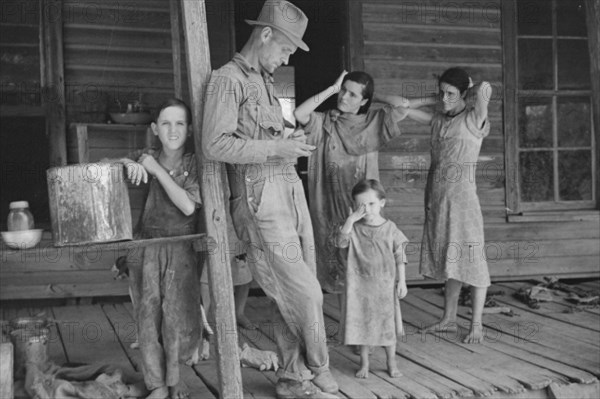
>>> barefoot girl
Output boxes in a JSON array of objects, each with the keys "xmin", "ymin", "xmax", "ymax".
[
  {"xmin": 404, "ymin": 67, "xmax": 493, "ymax": 344},
  {"xmin": 114, "ymin": 98, "xmax": 202, "ymax": 398},
  {"xmin": 336, "ymin": 179, "xmax": 408, "ymax": 378}
]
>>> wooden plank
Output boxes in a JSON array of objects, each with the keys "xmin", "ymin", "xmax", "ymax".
[
  {"xmin": 169, "ymin": 0, "xmax": 183, "ymax": 98},
  {"xmin": 548, "ymin": 381, "xmax": 600, "ymax": 399},
  {"xmin": 410, "ymin": 288, "xmax": 600, "ymax": 376},
  {"xmin": 63, "ymin": 25, "xmax": 171, "ymax": 49},
  {"xmin": 52, "ymin": 305, "xmax": 135, "ymax": 371},
  {"xmin": 394, "ymin": 294, "xmax": 598, "ymax": 385},
  {"xmin": 75, "ymin": 125, "xmax": 89, "ymax": 163},
  {"xmin": 363, "ymin": 2, "xmax": 501, "ymax": 28},
  {"xmin": 41, "ymin": 0, "xmax": 67, "ymax": 166},
  {"xmin": 181, "ymin": 1, "xmax": 242, "ymax": 398},
  {"xmin": 0, "ymin": 343, "xmax": 13, "ymax": 399},
  {"xmin": 345, "ymin": 0, "xmax": 365, "ymax": 71},
  {"xmin": 400, "ymin": 300, "xmax": 567, "ymax": 391},
  {"xmin": 364, "ymin": 23, "xmax": 501, "ymax": 46},
  {"xmin": 365, "ymin": 59, "xmax": 502, "ymax": 83}
]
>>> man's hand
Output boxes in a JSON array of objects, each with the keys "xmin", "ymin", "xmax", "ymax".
[{"xmin": 273, "ymin": 139, "xmax": 315, "ymax": 158}]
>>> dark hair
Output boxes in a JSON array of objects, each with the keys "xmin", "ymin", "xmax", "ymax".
[
  {"xmin": 438, "ymin": 67, "xmax": 470, "ymax": 95},
  {"xmin": 342, "ymin": 71, "xmax": 374, "ymax": 114},
  {"xmin": 154, "ymin": 98, "xmax": 192, "ymax": 124},
  {"xmin": 351, "ymin": 179, "xmax": 386, "ymax": 200}
]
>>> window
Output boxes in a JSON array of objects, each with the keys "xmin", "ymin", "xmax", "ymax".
[{"xmin": 504, "ymin": 0, "xmax": 596, "ymax": 213}]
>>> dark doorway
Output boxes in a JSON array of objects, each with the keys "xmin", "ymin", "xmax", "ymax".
[{"xmin": 0, "ymin": 116, "xmax": 50, "ymax": 230}]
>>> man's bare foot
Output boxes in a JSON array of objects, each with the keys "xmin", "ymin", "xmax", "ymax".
[
  {"xmin": 387, "ymin": 364, "xmax": 402, "ymax": 378},
  {"xmin": 169, "ymin": 380, "xmax": 189, "ymax": 399},
  {"xmin": 420, "ymin": 320, "xmax": 458, "ymax": 333},
  {"xmin": 463, "ymin": 325, "xmax": 484, "ymax": 344},
  {"xmin": 236, "ymin": 314, "xmax": 257, "ymax": 330},
  {"xmin": 355, "ymin": 367, "xmax": 369, "ymax": 379},
  {"xmin": 146, "ymin": 386, "xmax": 168, "ymax": 399}
]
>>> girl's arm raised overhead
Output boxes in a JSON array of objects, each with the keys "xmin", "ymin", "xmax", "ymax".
[
  {"xmin": 406, "ymin": 108, "xmax": 433, "ymax": 125},
  {"xmin": 293, "ymin": 70, "xmax": 347, "ymax": 125},
  {"xmin": 374, "ymin": 93, "xmax": 437, "ymax": 109},
  {"xmin": 469, "ymin": 81, "xmax": 492, "ymax": 128}
]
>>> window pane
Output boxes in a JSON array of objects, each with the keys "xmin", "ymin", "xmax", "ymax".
[
  {"xmin": 558, "ymin": 150, "xmax": 593, "ymax": 200},
  {"xmin": 517, "ymin": 0, "xmax": 552, "ymax": 36},
  {"xmin": 518, "ymin": 39, "xmax": 553, "ymax": 90},
  {"xmin": 519, "ymin": 151, "xmax": 554, "ymax": 202},
  {"xmin": 557, "ymin": 0, "xmax": 587, "ymax": 37},
  {"xmin": 557, "ymin": 97, "xmax": 591, "ymax": 147},
  {"xmin": 519, "ymin": 98, "xmax": 553, "ymax": 148},
  {"xmin": 557, "ymin": 40, "xmax": 591, "ymax": 89}
]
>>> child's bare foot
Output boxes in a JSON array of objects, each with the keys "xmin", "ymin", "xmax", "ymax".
[
  {"xmin": 125, "ymin": 381, "xmax": 148, "ymax": 398},
  {"xmin": 169, "ymin": 380, "xmax": 189, "ymax": 399},
  {"xmin": 146, "ymin": 386, "xmax": 168, "ymax": 399},
  {"xmin": 387, "ymin": 364, "xmax": 402, "ymax": 378},
  {"xmin": 185, "ymin": 346, "xmax": 200, "ymax": 366},
  {"xmin": 236, "ymin": 314, "xmax": 257, "ymax": 330},
  {"xmin": 200, "ymin": 337, "xmax": 211, "ymax": 360},
  {"xmin": 130, "ymin": 339, "xmax": 139, "ymax": 349},
  {"xmin": 420, "ymin": 320, "xmax": 458, "ymax": 333},
  {"xmin": 355, "ymin": 367, "xmax": 369, "ymax": 379},
  {"xmin": 463, "ymin": 324, "xmax": 484, "ymax": 344}
]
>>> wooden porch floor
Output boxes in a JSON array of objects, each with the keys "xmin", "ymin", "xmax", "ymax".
[{"xmin": 2, "ymin": 280, "xmax": 599, "ymax": 399}]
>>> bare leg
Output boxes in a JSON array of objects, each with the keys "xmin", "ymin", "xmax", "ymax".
[
  {"xmin": 146, "ymin": 386, "xmax": 169, "ymax": 399},
  {"xmin": 169, "ymin": 380, "xmax": 190, "ymax": 399},
  {"xmin": 355, "ymin": 346, "xmax": 370, "ymax": 378},
  {"xmin": 235, "ymin": 283, "xmax": 257, "ymax": 330},
  {"xmin": 463, "ymin": 286, "xmax": 486, "ymax": 344},
  {"xmin": 421, "ymin": 279, "xmax": 461, "ymax": 333},
  {"xmin": 384, "ymin": 345, "xmax": 401, "ymax": 377}
]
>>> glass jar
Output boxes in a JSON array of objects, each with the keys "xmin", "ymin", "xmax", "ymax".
[{"xmin": 7, "ymin": 201, "xmax": 34, "ymax": 231}]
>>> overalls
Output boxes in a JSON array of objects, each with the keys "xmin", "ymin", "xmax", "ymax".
[
  {"xmin": 128, "ymin": 152, "xmax": 202, "ymax": 390},
  {"xmin": 224, "ymin": 69, "xmax": 329, "ymax": 382}
]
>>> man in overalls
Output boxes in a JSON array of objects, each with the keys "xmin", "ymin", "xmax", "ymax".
[{"xmin": 202, "ymin": 1, "xmax": 338, "ymax": 398}]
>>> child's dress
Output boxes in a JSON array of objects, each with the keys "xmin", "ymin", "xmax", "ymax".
[
  {"xmin": 420, "ymin": 107, "xmax": 491, "ymax": 288},
  {"xmin": 336, "ymin": 220, "xmax": 408, "ymax": 346},
  {"xmin": 304, "ymin": 106, "xmax": 408, "ymax": 294},
  {"xmin": 127, "ymin": 150, "xmax": 202, "ymax": 390}
]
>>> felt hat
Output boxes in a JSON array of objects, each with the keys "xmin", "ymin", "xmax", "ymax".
[{"xmin": 246, "ymin": 0, "xmax": 309, "ymax": 52}]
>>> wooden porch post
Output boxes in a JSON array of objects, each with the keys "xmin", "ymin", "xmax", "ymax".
[
  {"xmin": 179, "ymin": 1, "xmax": 243, "ymax": 398},
  {"xmin": 584, "ymin": 0, "xmax": 600, "ymax": 207},
  {"xmin": 40, "ymin": 0, "xmax": 67, "ymax": 166}
]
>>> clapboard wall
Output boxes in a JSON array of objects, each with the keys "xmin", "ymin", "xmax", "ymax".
[{"xmin": 350, "ymin": 0, "xmax": 600, "ymax": 282}]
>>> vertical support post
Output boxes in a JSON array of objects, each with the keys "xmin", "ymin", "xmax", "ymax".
[
  {"xmin": 40, "ymin": 0, "xmax": 67, "ymax": 167},
  {"xmin": 179, "ymin": 1, "xmax": 243, "ymax": 398},
  {"xmin": 584, "ymin": 0, "xmax": 600, "ymax": 207},
  {"xmin": 170, "ymin": 0, "xmax": 183, "ymax": 99}
]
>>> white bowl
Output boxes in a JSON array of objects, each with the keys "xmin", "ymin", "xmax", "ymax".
[{"xmin": 1, "ymin": 229, "xmax": 43, "ymax": 249}]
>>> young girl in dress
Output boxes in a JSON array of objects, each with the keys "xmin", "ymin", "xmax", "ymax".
[
  {"xmin": 336, "ymin": 179, "xmax": 408, "ymax": 379},
  {"xmin": 404, "ymin": 67, "xmax": 492, "ymax": 344},
  {"xmin": 294, "ymin": 71, "xmax": 424, "ymax": 302},
  {"xmin": 115, "ymin": 98, "xmax": 202, "ymax": 399}
]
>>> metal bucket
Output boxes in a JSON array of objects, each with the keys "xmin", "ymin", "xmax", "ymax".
[{"xmin": 47, "ymin": 163, "xmax": 132, "ymax": 246}]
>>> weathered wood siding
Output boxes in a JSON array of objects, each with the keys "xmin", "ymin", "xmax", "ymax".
[{"xmin": 352, "ymin": 0, "xmax": 599, "ymax": 281}]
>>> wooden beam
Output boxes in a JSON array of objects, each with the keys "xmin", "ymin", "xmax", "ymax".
[
  {"xmin": 585, "ymin": 0, "xmax": 600, "ymax": 209},
  {"xmin": 501, "ymin": 0, "xmax": 519, "ymax": 215},
  {"xmin": 345, "ymin": 0, "xmax": 365, "ymax": 71},
  {"xmin": 40, "ymin": 0, "xmax": 67, "ymax": 166},
  {"xmin": 170, "ymin": 0, "xmax": 183, "ymax": 98},
  {"xmin": 179, "ymin": 1, "xmax": 243, "ymax": 398}
]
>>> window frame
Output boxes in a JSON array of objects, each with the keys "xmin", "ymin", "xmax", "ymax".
[{"xmin": 503, "ymin": 0, "xmax": 598, "ymax": 216}]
